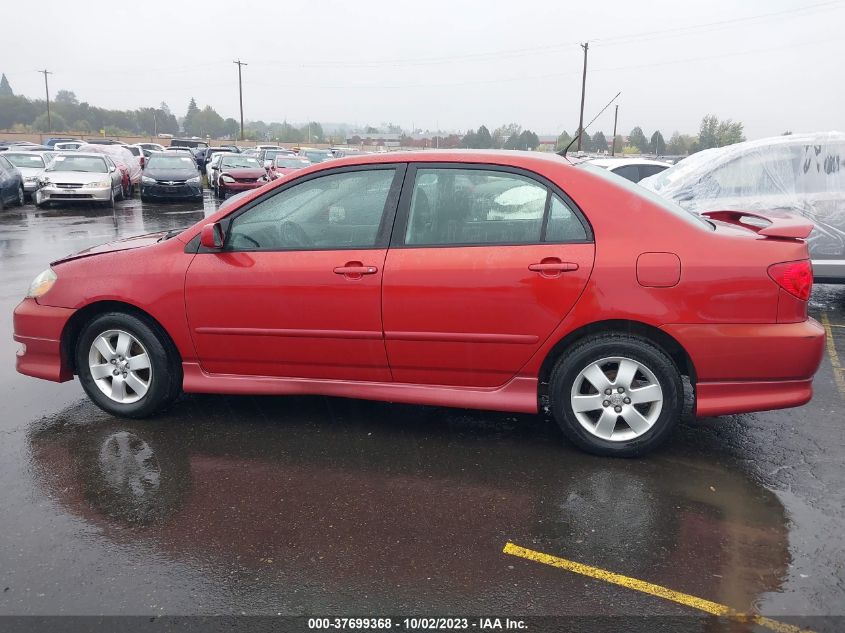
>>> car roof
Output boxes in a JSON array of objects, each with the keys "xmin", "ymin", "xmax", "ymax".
[{"xmin": 587, "ymin": 157, "xmax": 671, "ymax": 168}]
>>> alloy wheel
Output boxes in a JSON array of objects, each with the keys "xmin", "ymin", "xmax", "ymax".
[
  {"xmin": 88, "ymin": 329, "xmax": 152, "ymax": 404},
  {"xmin": 570, "ymin": 356, "xmax": 663, "ymax": 442}
]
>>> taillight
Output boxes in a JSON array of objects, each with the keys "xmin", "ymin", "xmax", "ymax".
[{"xmin": 768, "ymin": 260, "xmax": 813, "ymax": 301}]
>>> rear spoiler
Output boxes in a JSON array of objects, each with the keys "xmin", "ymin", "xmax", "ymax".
[{"xmin": 701, "ymin": 210, "xmax": 814, "ymax": 240}]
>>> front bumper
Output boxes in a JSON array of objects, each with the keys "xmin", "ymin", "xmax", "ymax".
[
  {"xmin": 141, "ymin": 181, "xmax": 203, "ymax": 200},
  {"xmin": 13, "ymin": 298, "xmax": 75, "ymax": 382},
  {"xmin": 36, "ymin": 184, "xmax": 111, "ymax": 203},
  {"xmin": 219, "ymin": 180, "xmax": 265, "ymax": 193},
  {"xmin": 662, "ymin": 319, "xmax": 826, "ymax": 417}
]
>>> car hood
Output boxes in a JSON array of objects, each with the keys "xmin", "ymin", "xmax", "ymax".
[
  {"xmin": 144, "ymin": 168, "xmax": 199, "ymax": 181},
  {"xmin": 221, "ymin": 167, "xmax": 265, "ymax": 178},
  {"xmin": 41, "ymin": 170, "xmax": 110, "ymax": 184},
  {"xmin": 51, "ymin": 231, "xmax": 170, "ymax": 265}
]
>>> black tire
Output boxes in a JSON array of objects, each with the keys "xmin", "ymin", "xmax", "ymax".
[
  {"xmin": 14, "ymin": 185, "xmax": 24, "ymax": 207},
  {"xmin": 140, "ymin": 195, "xmax": 149, "ymax": 203},
  {"xmin": 75, "ymin": 312, "xmax": 182, "ymax": 419},
  {"xmin": 549, "ymin": 334, "xmax": 682, "ymax": 457}
]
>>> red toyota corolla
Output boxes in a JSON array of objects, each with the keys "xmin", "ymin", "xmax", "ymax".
[{"xmin": 13, "ymin": 151, "xmax": 825, "ymax": 456}]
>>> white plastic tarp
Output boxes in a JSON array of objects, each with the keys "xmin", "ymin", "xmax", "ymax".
[
  {"xmin": 77, "ymin": 144, "xmax": 142, "ymax": 184},
  {"xmin": 640, "ymin": 132, "xmax": 845, "ymax": 260}
]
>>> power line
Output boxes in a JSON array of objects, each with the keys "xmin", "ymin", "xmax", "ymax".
[{"xmin": 248, "ymin": 0, "xmax": 842, "ymax": 69}]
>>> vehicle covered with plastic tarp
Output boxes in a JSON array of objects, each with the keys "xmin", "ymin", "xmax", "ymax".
[
  {"xmin": 77, "ymin": 143, "xmax": 142, "ymax": 185},
  {"xmin": 640, "ymin": 132, "xmax": 845, "ymax": 282}
]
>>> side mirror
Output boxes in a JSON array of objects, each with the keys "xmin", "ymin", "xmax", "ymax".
[{"xmin": 200, "ymin": 222, "xmax": 224, "ymax": 250}]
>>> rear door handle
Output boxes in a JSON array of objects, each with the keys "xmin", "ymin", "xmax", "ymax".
[
  {"xmin": 529, "ymin": 260, "xmax": 579, "ymax": 274},
  {"xmin": 334, "ymin": 261, "xmax": 378, "ymax": 279}
]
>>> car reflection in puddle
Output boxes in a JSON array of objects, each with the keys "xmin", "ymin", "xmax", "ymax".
[{"xmin": 27, "ymin": 394, "xmax": 790, "ymax": 614}]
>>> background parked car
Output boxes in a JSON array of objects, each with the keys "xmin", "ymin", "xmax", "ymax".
[
  {"xmin": 34, "ymin": 152, "xmax": 122, "ymax": 208},
  {"xmin": 77, "ymin": 143, "xmax": 142, "ymax": 197},
  {"xmin": 53, "ymin": 141, "xmax": 86, "ymax": 151},
  {"xmin": 298, "ymin": 148, "xmax": 333, "ymax": 164},
  {"xmin": 42, "ymin": 137, "xmax": 81, "ymax": 149},
  {"xmin": 587, "ymin": 157, "xmax": 670, "ymax": 183},
  {"xmin": 2, "ymin": 151, "xmax": 54, "ymax": 199},
  {"xmin": 136, "ymin": 142, "xmax": 166, "ymax": 153},
  {"xmin": 200, "ymin": 147, "xmax": 230, "ymax": 175},
  {"xmin": 0, "ymin": 154, "xmax": 24, "ymax": 209},
  {"xmin": 213, "ymin": 153, "xmax": 268, "ymax": 198},
  {"xmin": 640, "ymin": 132, "xmax": 845, "ymax": 283},
  {"xmin": 140, "ymin": 152, "xmax": 203, "ymax": 203},
  {"xmin": 268, "ymin": 155, "xmax": 311, "ymax": 180},
  {"xmin": 259, "ymin": 148, "xmax": 296, "ymax": 169}
]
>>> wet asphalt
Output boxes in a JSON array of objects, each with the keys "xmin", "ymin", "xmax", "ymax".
[{"xmin": 0, "ymin": 191, "xmax": 843, "ymax": 629}]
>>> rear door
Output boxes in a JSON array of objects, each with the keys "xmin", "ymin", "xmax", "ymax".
[
  {"xmin": 184, "ymin": 164, "xmax": 405, "ymax": 381},
  {"xmin": 382, "ymin": 164, "xmax": 595, "ymax": 388}
]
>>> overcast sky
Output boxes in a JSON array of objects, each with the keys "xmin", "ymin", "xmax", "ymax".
[{"xmin": 3, "ymin": 0, "xmax": 843, "ymax": 138}]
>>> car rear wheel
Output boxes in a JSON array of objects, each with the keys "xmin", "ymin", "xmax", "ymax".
[
  {"xmin": 76, "ymin": 312, "xmax": 181, "ymax": 418},
  {"xmin": 14, "ymin": 185, "xmax": 24, "ymax": 207},
  {"xmin": 549, "ymin": 334, "xmax": 682, "ymax": 457}
]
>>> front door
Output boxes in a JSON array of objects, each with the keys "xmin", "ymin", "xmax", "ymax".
[
  {"xmin": 185, "ymin": 165, "xmax": 404, "ymax": 381},
  {"xmin": 382, "ymin": 165, "xmax": 595, "ymax": 387}
]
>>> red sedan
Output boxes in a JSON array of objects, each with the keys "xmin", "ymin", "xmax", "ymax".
[
  {"xmin": 13, "ymin": 151, "xmax": 825, "ymax": 456},
  {"xmin": 212, "ymin": 154, "xmax": 269, "ymax": 199}
]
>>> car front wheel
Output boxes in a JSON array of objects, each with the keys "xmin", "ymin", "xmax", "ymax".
[
  {"xmin": 549, "ymin": 334, "xmax": 682, "ymax": 457},
  {"xmin": 76, "ymin": 312, "xmax": 181, "ymax": 418}
]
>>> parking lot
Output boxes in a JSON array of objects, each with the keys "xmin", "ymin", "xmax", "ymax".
[{"xmin": 0, "ymin": 194, "xmax": 844, "ymax": 631}]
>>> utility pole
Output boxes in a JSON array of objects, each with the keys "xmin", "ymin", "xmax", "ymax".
[
  {"xmin": 233, "ymin": 59, "xmax": 247, "ymax": 141},
  {"xmin": 576, "ymin": 42, "xmax": 588, "ymax": 152},
  {"xmin": 611, "ymin": 104, "xmax": 619, "ymax": 156},
  {"xmin": 38, "ymin": 69, "xmax": 52, "ymax": 132}
]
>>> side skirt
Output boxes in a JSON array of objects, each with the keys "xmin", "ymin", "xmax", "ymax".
[{"xmin": 182, "ymin": 362, "xmax": 539, "ymax": 414}]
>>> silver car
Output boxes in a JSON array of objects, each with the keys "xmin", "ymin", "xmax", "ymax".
[
  {"xmin": 35, "ymin": 152, "xmax": 123, "ymax": 208},
  {"xmin": 2, "ymin": 151, "xmax": 54, "ymax": 198},
  {"xmin": 640, "ymin": 132, "xmax": 845, "ymax": 283}
]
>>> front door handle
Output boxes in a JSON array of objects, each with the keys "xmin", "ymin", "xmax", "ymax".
[
  {"xmin": 334, "ymin": 261, "xmax": 378, "ymax": 280},
  {"xmin": 529, "ymin": 258, "xmax": 579, "ymax": 277}
]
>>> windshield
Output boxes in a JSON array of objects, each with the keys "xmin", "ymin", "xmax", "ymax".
[
  {"xmin": 5, "ymin": 153, "xmax": 46, "ymax": 168},
  {"xmin": 576, "ymin": 163, "xmax": 713, "ymax": 229},
  {"xmin": 147, "ymin": 155, "xmax": 197, "ymax": 169},
  {"xmin": 124, "ymin": 146, "xmax": 141, "ymax": 156},
  {"xmin": 222, "ymin": 156, "xmax": 261, "ymax": 169},
  {"xmin": 275, "ymin": 157, "xmax": 310, "ymax": 169},
  {"xmin": 46, "ymin": 155, "xmax": 107, "ymax": 173}
]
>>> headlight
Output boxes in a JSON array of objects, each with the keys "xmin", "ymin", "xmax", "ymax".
[
  {"xmin": 24, "ymin": 176, "xmax": 38, "ymax": 182},
  {"xmin": 187, "ymin": 176, "xmax": 201, "ymax": 184},
  {"xmin": 27, "ymin": 268, "xmax": 57, "ymax": 299},
  {"xmin": 220, "ymin": 175, "xmax": 234, "ymax": 183},
  {"xmin": 142, "ymin": 176, "xmax": 156, "ymax": 185},
  {"xmin": 84, "ymin": 181, "xmax": 110, "ymax": 188}
]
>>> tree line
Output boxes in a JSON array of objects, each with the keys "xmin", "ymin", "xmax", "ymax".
[{"xmin": 0, "ymin": 72, "xmax": 746, "ymax": 153}]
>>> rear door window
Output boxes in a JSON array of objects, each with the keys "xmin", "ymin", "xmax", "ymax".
[{"xmin": 404, "ymin": 168, "xmax": 549, "ymax": 246}]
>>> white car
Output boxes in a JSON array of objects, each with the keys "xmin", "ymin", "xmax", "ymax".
[
  {"xmin": 53, "ymin": 141, "xmax": 86, "ymax": 151},
  {"xmin": 35, "ymin": 152, "xmax": 123, "ymax": 208},
  {"xmin": 587, "ymin": 157, "xmax": 670, "ymax": 183},
  {"xmin": 136, "ymin": 142, "xmax": 166, "ymax": 153},
  {"xmin": 2, "ymin": 151, "xmax": 55, "ymax": 198}
]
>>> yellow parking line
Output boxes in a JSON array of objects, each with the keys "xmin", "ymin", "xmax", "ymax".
[
  {"xmin": 502, "ymin": 542, "xmax": 815, "ymax": 633},
  {"xmin": 821, "ymin": 312, "xmax": 845, "ymax": 398}
]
